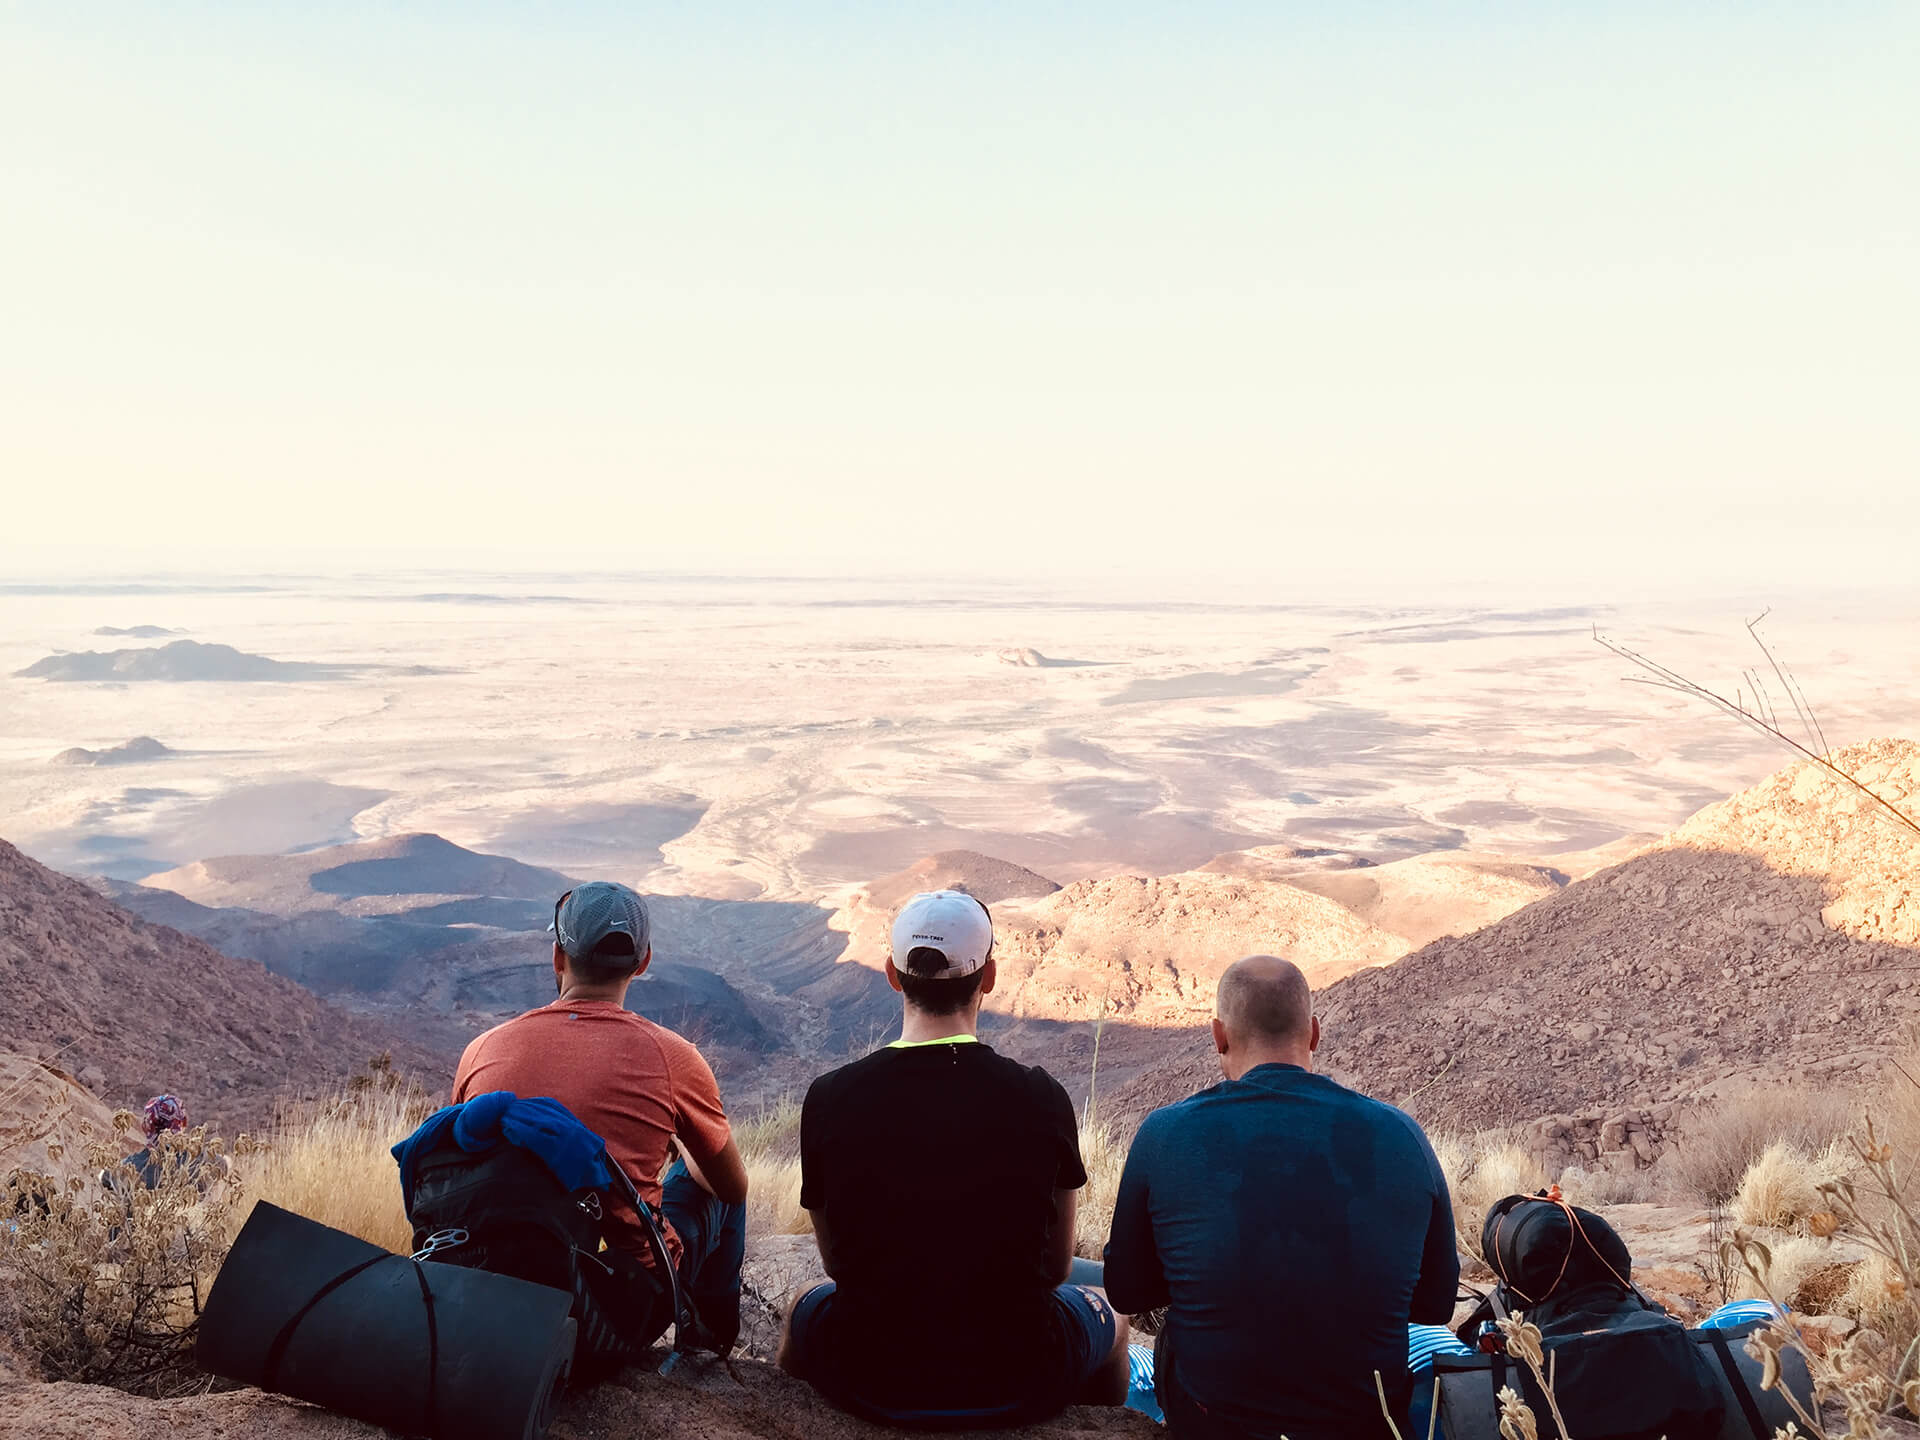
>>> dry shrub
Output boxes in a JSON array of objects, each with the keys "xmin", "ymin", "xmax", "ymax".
[
  {"xmin": 1668, "ymin": 1086, "xmax": 1855, "ymax": 1207},
  {"xmin": 1, "ymin": 1122, "xmax": 245, "ymax": 1396},
  {"xmin": 1729, "ymin": 1140, "xmax": 1835, "ymax": 1231},
  {"xmin": 240, "ymin": 1061, "xmax": 435, "ymax": 1255},
  {"xmin": 1434, "ymin": 1135, "xmax": 1548, "ymax": 1260}
]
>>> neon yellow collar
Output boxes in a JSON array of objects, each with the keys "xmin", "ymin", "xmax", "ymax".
[{"xmin": 887, "ymin": 1034, "xmax": 980, "ymax": 1049}]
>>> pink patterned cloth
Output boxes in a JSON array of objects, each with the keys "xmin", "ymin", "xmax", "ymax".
[{"xmin": 142, "ymin": 1093, "xmax": 187, "ymax": 1140}]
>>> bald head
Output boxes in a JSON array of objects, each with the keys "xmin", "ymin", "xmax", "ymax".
[{"xmin": 1215, "ymin": 954, "xmax": 1314, "ymax": 1048}]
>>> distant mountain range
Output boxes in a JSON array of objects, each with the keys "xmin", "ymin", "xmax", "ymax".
[
  {"xmin": 50, "ymin": 736, "xmax": 173, "ymax": 766},
  {"xmin": 16, "ymin": 639, "xmax": 347, "ymax": 682}
]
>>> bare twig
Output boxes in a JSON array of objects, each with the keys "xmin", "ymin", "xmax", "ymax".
[{"xmin": 1595, "ymin": 624, "xmax": 1920, "ymax": 839}]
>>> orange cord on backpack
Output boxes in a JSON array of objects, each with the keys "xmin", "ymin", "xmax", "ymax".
[{"xmin": 1488, "ymin": 1186, "xmax": 1633, "ymax": 1308}]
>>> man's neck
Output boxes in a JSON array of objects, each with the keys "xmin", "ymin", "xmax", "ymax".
[
  {"xmin": 898, "ymin": 1005, "xmax": 981, "ymax": 1045},
  {"xmin": 1224, "ymin": 1048, "xmax": 1311, "ymax": 1081},
  {"xmin": 556, "ymin": 980, "xmax": 632, "ymax": 1007}
]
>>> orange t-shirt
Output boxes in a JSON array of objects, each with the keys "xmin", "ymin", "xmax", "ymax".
[{"xmin": 451, "ymin": 999, "xmax": 733, "ymax": 1263}]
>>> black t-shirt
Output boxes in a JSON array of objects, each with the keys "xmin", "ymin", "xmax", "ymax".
[{"xmin": 799, "ymin": 1038, "xmax": 1087, "ymax": 1407}]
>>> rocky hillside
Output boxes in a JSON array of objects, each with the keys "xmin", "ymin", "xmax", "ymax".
[
  {"xmin": 1106, "ymin": 739, "xmax": 1920, "ymax": 1146},
  {"xmin": 0, "ymin": 840, "xmax": 448, "ymax": 1129}
]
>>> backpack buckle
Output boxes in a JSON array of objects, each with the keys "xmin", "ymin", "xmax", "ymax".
[{"xmin": 411, "ymin": 1227, "xmax": 470, "ymax": 1262}]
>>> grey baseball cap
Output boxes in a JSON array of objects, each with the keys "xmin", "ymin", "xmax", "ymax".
[{"xmin": 549, "ymin": 881, "xmax": 651, "ymax": 962}]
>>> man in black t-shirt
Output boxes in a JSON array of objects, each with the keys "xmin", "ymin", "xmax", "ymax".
[{"xmin": 777, "ymin": 889, "xmax": 1131, "ymax": 1424}]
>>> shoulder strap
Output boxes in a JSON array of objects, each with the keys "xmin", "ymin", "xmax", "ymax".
[
  {"xmin": 1707, "ymin": 1329, "xmax": 1769, "ymax": 1439},
  {"xmin": 604, "ymin": 1159, "xmax": 690, "ymax": 1345}
]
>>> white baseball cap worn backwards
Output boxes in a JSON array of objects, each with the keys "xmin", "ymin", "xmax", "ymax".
[{"xmin": 890, "ymin": 889, "xmax": 995, "ymax": 980}]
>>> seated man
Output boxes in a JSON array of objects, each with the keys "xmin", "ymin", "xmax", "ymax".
[
  {"xmin": 1104, "ymin": 955, "xmax": 1459, "ymax": 1440},
  {"xmin": 453, "ymin": 881, "xmax": 749, "ymax": 1348},
  {"xmin": 778, "ymin": 889, "xmax": 1131, "ymax": 1425}
]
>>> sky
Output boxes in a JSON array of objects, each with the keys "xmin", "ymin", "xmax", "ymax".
[{"xmin": 3, "ymin": 3, "xmax": 1916, "ymax": 593}]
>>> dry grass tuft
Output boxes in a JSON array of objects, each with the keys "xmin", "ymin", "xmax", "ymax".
[
  {"xmin": 1556, "ymin": 1164, "xmax": 1651, "ymax": 1208},
  {"xmin": 1728, "ymin": 1140, "xmax": 1835, "ymax": 1231},
  {"xmin": 1840, "ymin": 1250, "xmax": 1913, "ymax": 1335},
  {"xmin": 1074, "ymin": 1119, "xmax": 1127, "ymax": 1260},
  {"xmin": 735, "ymin": 1095, "xmax": 810, "ymax": 1240},
  {"xmin": 239, "ymin": 1067, "xmax": 434, "ymax": 1255},
  {"xmin": 1668, "ymin": 1086, "xmax": 1855, "ymax": 1207}
]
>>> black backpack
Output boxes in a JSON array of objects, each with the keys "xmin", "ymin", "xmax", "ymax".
[
  {"xmin": 1446, "ymin": 1193, "xmax": 1727, "ymax": 1440},
  {"xmin": 404, "ymin": 1133, "xmax": 686, "ymax": 1383}
]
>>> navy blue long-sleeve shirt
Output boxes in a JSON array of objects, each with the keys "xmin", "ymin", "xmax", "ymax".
[{"xmin": 1103, "ymin": 1063, "xmax": 1458, "ymax": 1439}]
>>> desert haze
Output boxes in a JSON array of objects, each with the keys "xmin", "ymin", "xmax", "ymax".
[{"xmin": 8, "ymin": 573, "xmax": 1918, "ymax": 897}]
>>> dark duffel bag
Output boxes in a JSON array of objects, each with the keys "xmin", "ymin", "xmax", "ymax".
[{"xmin": 1433, "ymin": 1314, "xmax": 1813, "ymax": 1440}]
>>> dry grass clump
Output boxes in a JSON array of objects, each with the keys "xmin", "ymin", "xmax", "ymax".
[
  {"xmin": 1555, "ymin": 1164, "xmax": 1651, "ymax": 1208},
  {"xmin": 1433, "ymin": 1135, "xmax": 1548, "ymax": 1260},
  {"xmin": 1669, "ymin": 1085, "xmax": 1855, "ymax": 1207},
  {"xmin": 240, "ymin": 1061, "xmax": 434, "ymax": 1255},
  {"xmin": 1074, "ymin": 1119, "xmax": 1127, "ymax": 1260},
  {"xmin": 1729, "ymin": 1139, "xmax": 1843, "ymax": 1231},
  {"xmin": 1, "ymin": 1121, "xmax": 245, "ymax": 1396},
  {"xmin": 735, "ymin": 1095, "xmax": 810, "ymax": 1240}
]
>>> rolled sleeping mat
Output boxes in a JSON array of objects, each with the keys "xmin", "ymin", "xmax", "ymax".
[
  {"xmin": 198, "ymin": 1201, "xmax": 576, "ymax": 1440},
  {"xmin": 1428, "ymin": 1320, "xmax": 1817, "ymax": 1440}
]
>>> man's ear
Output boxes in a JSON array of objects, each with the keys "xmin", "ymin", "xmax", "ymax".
[
  {"xmin": 884, "ymin": 956, "xmax": 904, "ymax": 995},
  {"xmin": 977, "ymin": 958, "xmax": 997, "ymax": 997},
  {"xmin": 552, "ymin": 942, "xmax": 568, "ymax": 978},
  {"xmin": 1211, "ymin": 1017, "xmax": 1229, "ymax": 1056},
  {"xmin": 634, "ymin": 945, "xmax": 653, "ymax": 980},
  {"xmin": 1309, "ymin": 1014, "xmax": 1321, "ymax": 1053}
]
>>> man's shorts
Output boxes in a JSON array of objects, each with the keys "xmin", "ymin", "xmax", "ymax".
[{"xmin": 786, "ymin": 1281, "xmax": 1118, "ymax": 1427}]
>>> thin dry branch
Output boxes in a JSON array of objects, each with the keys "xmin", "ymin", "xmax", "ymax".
[{"xmin": 1595, "ymin": 624, "xmax": 1920, "ymax": 840}]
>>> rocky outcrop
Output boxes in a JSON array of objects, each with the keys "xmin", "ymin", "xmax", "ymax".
[{"xmin": 1523, "ymin": 1105, "xmax": 1675, "ymax": 1172}]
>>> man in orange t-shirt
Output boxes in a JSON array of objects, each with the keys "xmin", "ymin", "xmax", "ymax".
[{"xmin": 453, "ymin": 881, "xmax": 749, "ymax": 1347}]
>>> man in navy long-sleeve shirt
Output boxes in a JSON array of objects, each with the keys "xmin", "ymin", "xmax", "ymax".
[{"xmin": 1103, "ymin": 955, "xmax": 1459, "ymax": 1440}]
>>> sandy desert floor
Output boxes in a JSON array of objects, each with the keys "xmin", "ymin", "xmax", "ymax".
[{"xmin": 4, "ymin": 573, "xmax": 1917, "ymax": 904}]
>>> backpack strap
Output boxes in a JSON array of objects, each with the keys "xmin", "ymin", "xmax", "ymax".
[
  {"xmin": 604, "ymin": 1159, "xmax": 691, "ymax": 1348},
  {"xmin": 1706, "ymin": 1329, "xmax": 1770, "ymax": 1440}
]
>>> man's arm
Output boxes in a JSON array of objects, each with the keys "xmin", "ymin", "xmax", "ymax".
[
  {"xmin": 670, "ymin": 1040, "xmax": 749, "ymax": 1205},
  {"xmin": 1409, "ymin": 1132, "xmax": 1462, "ymax": 1325},
  {"xmin": 808, "ymin": 1207, "xmax": 843, "ymax": 1279},
  {"xmin": 1102, "ymin": 1126, "xmax": 1169, "ymax": 1315},
  {"xmin": 1048, "ymin": 1186, "xmax": 1079, "ymax": 1286}
]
